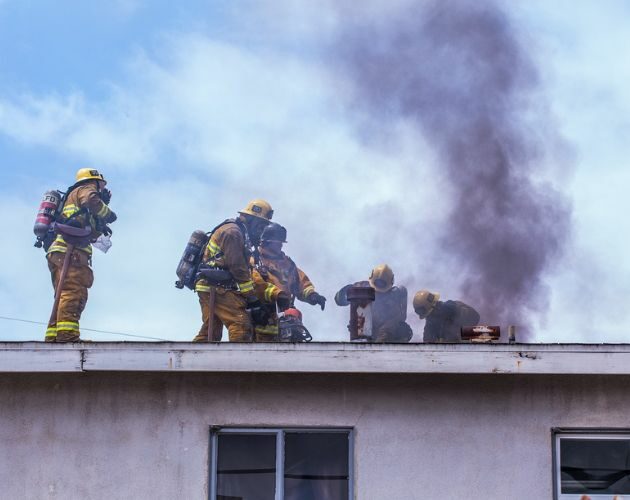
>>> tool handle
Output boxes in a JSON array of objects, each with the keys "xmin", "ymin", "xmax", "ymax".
[
  {"xmin": 206, "ymin": 287, "xmax": 217, "ymax": 341},
  {"xmin": 48, "ymin": 244, "xmax": 75, "ymax": 329}
]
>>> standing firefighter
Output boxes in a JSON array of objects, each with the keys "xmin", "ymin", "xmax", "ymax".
[
  {"xmin": 192, "ymin": 200, "xmax": 272, "ymax": 343},
  {"xmin": 45, "ymin": 168, "xmax": 117, "ymax": 342},
  {"xmin": 413, "ymin": 290, "xmax": 480, "ymax": 343},
  {"xmin": 335, "ymin": 264, "xmax": 412, "ymax": 342},
  {"xmin": 251, "ymin": 222, "xmax": 326, "ymax": 341}
]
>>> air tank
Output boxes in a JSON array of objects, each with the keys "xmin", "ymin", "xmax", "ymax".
[
  {"xmin": 175, "ymin": 230, "xmax": 208, "ymax": 289},
  {"xmin": 33, "ymin": 190, "xmax": 61, "ymax": 240}
]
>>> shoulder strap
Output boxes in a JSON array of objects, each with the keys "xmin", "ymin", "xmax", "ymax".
[
  {"xmin": 232, "ymin": 218, "xmax": 255, "ymax": 266},
  {"xmin": 207, "ymin": 218, "xmax": 254, "ymax": 265},
  {"xmin": 52, "ymin": 186, "xmax": 72, "ymax": 221},
  {"xmin": 207, "ymin": 218, "xmax": 235, "ymax": 237}
]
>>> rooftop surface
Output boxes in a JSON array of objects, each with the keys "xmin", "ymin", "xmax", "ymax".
[{"xmin": 1, "ymin": 342, "xmax": 630, "ymax": 374}]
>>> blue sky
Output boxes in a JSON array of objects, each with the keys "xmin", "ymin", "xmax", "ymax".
[
  {"xmin": 0, "ymin": 1, "xmax": 238, "ymax": 94},
  {"xmin": 1, "ymin": 0, "xmax": 629, "ymax": 342}
]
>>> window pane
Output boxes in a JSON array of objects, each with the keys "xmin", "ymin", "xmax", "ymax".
[
  {"xmin": 216, "ymin": 434, "xmax": 276, "ymax": 500},
  {"xmin": 284, "ymin": 432, "xmax": 349, "ymax": 500},
  {"xmin": 560, "ymin": 438, "xmax": 630, "ymax": 494}
]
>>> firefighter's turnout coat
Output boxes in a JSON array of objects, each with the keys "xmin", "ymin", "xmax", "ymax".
[
  {"xmin": 250, "ymin": 249, "xmax": 317, "ymax": 340},
  {"xmin": 423, "ymin": 300, "xmax": 480, "ymax": 343},
  {"xmin": 194, "ymin": 220, "xmax": 256, "ymax": 342},
  {"xmin": 253, "ymin": 249, "xmax": 316, "ymax": 305},
  {"xmin": 48, "ymin": 183, "xmax": 113, "ymax": 256},
  {"xmin": 335, "ymin": 281, "xmax": 413, "ymax": 343}
]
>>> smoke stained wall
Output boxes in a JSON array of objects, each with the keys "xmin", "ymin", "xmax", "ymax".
[{"xmin": 334, "ymin": 0, "xmax": 572, "ymax": 338}]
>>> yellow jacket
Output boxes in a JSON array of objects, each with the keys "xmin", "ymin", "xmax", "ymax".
[
  {"xmin": 195, "ymin": 220, "xmax": 256, "ymax": 297},
  {"xmin": 252, "ymin": 249, "xmax": 316, "ymax": 304},
  {"xmin": 47, "ymin": 183, "xmax": 113, "ymax": 256}
]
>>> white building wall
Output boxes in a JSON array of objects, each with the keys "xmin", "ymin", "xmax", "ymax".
[{"xmin": 2, "ymin": 370, "xmax": 630, "ymax": 500}]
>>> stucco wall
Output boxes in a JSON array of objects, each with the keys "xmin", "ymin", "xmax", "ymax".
[{"xmin": 1, "ymin": 372, "xmax": 629, "ymax": 500}]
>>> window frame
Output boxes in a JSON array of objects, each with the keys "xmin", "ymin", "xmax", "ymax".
[
  {"xmin": 209, "ymin": 426, "xmax": 354, "ymax": 500},
  {"xmin": 552, "ymin": 427, "xmax": 630, "ymax": 500}
]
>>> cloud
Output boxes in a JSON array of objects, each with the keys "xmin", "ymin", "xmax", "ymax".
[
  {"xmin": 1, "ymin": 1, "xmax": 630, "ymax": 342},
  {"xmin": 0, "ymin": 30, "xmax": 442, "ymax": 341},
  {"xmin": 114, "ymin": 0, "xmax": 142, "ymax": 17}
]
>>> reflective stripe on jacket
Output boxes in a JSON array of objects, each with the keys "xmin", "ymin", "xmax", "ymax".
[
  {"xmin": 195, "ymin": 220, "xmax": 255, "ymax": 297},
  {"xmin": 47, "ymin": 183, "xmax": 110, "ymax": 256},
  {"xmin": 252, "ymin": 250, "xmax": 316, "ymax": 304}
]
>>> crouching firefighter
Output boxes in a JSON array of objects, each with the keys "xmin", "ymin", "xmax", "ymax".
[
  {"xmin": 335, "ymin": 264, "xmax": 413, "ymax": 343},
  {"xmin": 42, "ymin": 168, "xmax": 117, "ymax": 342},
  {"xmin": 251, "ymin": 223, "xmax": 325, "ymax": 342},
  {"xmin": 190, "ymin": 200, "xmax": 273, "ymax": 342},
  {"xmin": 413, "ymin": 290, "xmax": 480, "ymax": 343}
]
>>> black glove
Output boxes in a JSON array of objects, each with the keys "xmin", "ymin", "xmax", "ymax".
[
  {"xmin": 276, "ymin": 292, "xmax": 291, "ymax": 312},
  {"xmin": 306, "ymin": 292, "xmax": 326, "ymax": 311},
  {"xmin": 101, "ymin": 225, "xmax": 113, "ymax": 237},
  {"xmin": 100, "ymin": 188, "xmax": 112, "ymax": 205},
  {"xmin": 104, "ymin": 210, "xmax": 117, "ymax": 224},
  {"xmin": 246, "ymin": 298, "xmax": 270, "ymax": 326}
]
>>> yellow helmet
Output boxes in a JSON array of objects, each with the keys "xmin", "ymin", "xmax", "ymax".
[
  {"xmin": 76, "ymin": 168, "xmax": 106, "ymax": 185},
  {"xmin": 369, "ymin": 264, "xmax": 394, "ymax": 293},
  {"xmin": 239, "ymin": 199, "xmax": 273, "ymax": 220},
  {"xmin": 413, "ymin": 290, "xmax": 441, "ymax": 319}
]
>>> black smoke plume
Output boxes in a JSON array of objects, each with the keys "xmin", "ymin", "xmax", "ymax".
[{"xmin": 334, "ymin": 0, "xmax": 572, "ymax": 338}]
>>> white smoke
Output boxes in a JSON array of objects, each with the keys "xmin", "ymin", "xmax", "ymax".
[{"xmin": 1, "ymin": 2, "xmax": 630, "ymax": 342}]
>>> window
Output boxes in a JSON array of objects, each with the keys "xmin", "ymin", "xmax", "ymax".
[
  {"xmin": 553, "ymin": 429, "xmax": 630, "ymax": 499},
  {"xmin": 209, "ymin": 428, "xmax": 353, "ymax": 500}
]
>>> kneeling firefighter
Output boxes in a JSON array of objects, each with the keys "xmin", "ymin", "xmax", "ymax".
[
  {"xmin": 413, "ymin": 290, "xmax": 480, "ymax": 343},
  {"xmin": 251, "ymin": 223, "xmax": 325, "ymax": 342},
  {"xmin": 335, "ymin": 264, "xmax": 413, "ymax": 343},
  {"xmin": 190, "ymin": 199, "xmax": 273, "ymax": 342},
  {"xmin": 39, "ymin": 168, "xmax": 117, "ymax": 342}
]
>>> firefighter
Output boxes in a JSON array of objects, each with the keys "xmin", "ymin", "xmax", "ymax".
[
  {"xmin": 46, "ymin": 168, "xmax": 117, "ymax": 342},
  {"xmin": 251, "ymin": 222, "xmax": 326, "ymax": 342},
  {"xmin": 413, "ymin": 290, "xmax": 480, "ymax": 342},
  {"xmin": 335, "ymin": 264, "xmax": 412, "ymax": 342},
  {"xmin": 192, "ymin": 199, "xmax": 272, "ymax": 343}
]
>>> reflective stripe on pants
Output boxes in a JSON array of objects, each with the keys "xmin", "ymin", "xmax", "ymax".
[{"xmin": 46, "ymin": 250, "xmax": 94, "ymax": 342}]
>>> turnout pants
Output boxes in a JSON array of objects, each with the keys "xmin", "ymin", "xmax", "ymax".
[
  {"xmin": 193, "ymin": 288, "xmax": 253, "ymax": 342},
  {"xmin": 255, "ymin": 315, "xmax": 279, "ymax": 343},
  {"xmin": 46, "ymin": 250, "xmax": 94, "ymax": 342}
]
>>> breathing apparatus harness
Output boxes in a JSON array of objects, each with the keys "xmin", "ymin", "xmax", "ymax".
[
  {"xmin": 34, "ymin": 180, "xmax": 114, "ymax": 250},
  {"xmin": 59, "ymin": 182, "xmax": 113, "ymax": 243},
  {"xmin": 192, "ymin": 218, "xmax": 255, "ymax": 292},
  {"xmin": 256, "ymin": 250, "xmax": 303, "ymax": 309}
]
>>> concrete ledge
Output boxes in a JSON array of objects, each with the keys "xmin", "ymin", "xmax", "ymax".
[
  {"xmin": 0, "ymin": 344, "xmax": 83, "ymax": 372},
  {"xmin": 2, "ymin": 342, "xmax": 630, "ymax": 374}
]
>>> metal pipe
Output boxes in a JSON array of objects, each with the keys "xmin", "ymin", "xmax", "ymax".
[
  {"xmin": 461, "ymin": 325, "xmax": 501, "ymax": 342},
  {"xmin": 508, "ymin": 325, "xmax": 516, "ymax": 343},
  {"xmin": 206, "ymin": 287, "xmax": 217, "ymax": 341},
  {"xmin": 346, "ymin": 286, "xmax": 375, "ymax": 341},
  {"xmin": 48, "ymin": 243, "xmax": 75, "ymax": 329}
]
